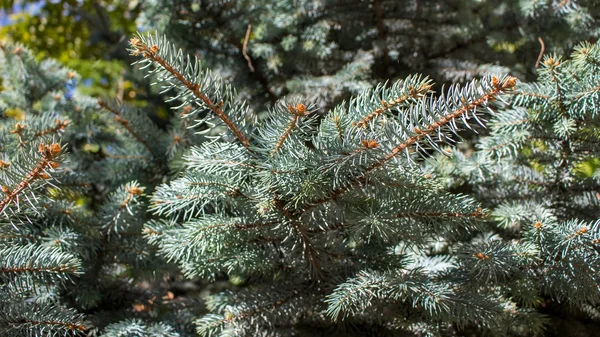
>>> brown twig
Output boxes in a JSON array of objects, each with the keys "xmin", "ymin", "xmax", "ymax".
[
  {"xmin": 271, "ymin": 116, "xmax": 298, "ymax": 156},
  {"xmin": 242, "ymin": 23, "xmax": 255, "ymax": 72},
  {"xmin": 535, "ymin": 37, "xmax": 545, "ymax": 68}
]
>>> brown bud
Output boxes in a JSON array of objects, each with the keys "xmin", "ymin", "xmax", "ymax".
[
  {"xmin": 491, "ymin": 76, "xmax": 499, "ymax": 87},
  {"xmin": 474, "ymin": 252, "xmax": 490, "ymax": 260},
  {"xmin": 11, "ymin": 123, "xmax": 25, "ymax": 134},
  {"xmin": 533, "ymin": 221, "xmax": 543, "ymax": 229},
  {"xmin": 127, "ymin": 186, "xmax": 144, "ymax": 195},
  {"xmin": 502, "ymin": 76, "xmax": 517, "ymax": 89},
  {"xmin": 129, "ymin": 37, "xmax": 141, "ymax": 47},
  {"xmin": 49, "ymin": 161, "xmax": 60, "ymax": 169},
  {"xmin": 361, "ymin": 139, "xmax": 379, "ymax": 149},
  {"xmin": 39, "ymin": 173, "xmax": 51, "ymax": 180},
  {"xmin": 295, "ymin": 103, "xmax": 307, "ymax": 115},
  {"xmin": 49, "ymin": 143, "xmax": 61, "ymax": 156}
]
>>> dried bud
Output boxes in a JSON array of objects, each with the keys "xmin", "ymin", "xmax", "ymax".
[
  {"xmin": 10, "ymin": 123, "xmax": 25, "ymax": 134},
  {"xmin": 1, "ymin": 185, "xmax": 10, "ymax": 194},
  {"xmin": 502, "ymin": 76, "xmax": 517, "ymax": 89},
  {"xmin": 150, "ymin": 45, "xmax": 159, "ymax": 53},
  {"xmin": 491, "ymin": 76, "xmax": 499, "ymax": 87},
  {"xmin": 174, "ymin": 135, "xmax": 182, "ymax": 143},
  {"xmin": 533, "ymin": 221, "xmax": 543, "ymax": 229},
  {"xmin": 50, "ymin": 143, "xmax": 62, "ymax": 156},
  {"xmin": 127, "ymin": 186, "xmax": 144, "ymax": 195},
  {"xmin": 295, "ymin": 103, "xmax": 307, "ymax": 115},
  {"xmin": 39, "ymin": 173, "xmax": 51, "ymax": 180},
  {"xmin": 66, "ymin": 71, "xmax": 76, "ymax": 79},
  {"xmin": 361, "ymin": 139, "xmax": 379, "ymax": 149},
  {"xmin": 129, "ymin": 38, "xmax": 141, "ymax": 47},
  {"xmin": 413, "ymin": 127, "xmax": 423, "ymax": 135},
  {"xmin": 0, "ymin": 161, "xmax": 10, "ymax": 169},
  {"xmin": 49, "ymin": 161, "xmax": 60, "ymax": 169},
  {"xmin": 474, "ymin": 252, "xmax": 490, "ymax": 260}
]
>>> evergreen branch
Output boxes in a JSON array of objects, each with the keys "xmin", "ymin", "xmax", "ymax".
[
  {"xmin": 0, "ymin": 296, "xmax": 86, "ymax": 337},
  {"xmin": 0, "ymin": 143, "xmax": 62, "ymax": 214},
  {"xmin": 0, "ymin": 245, "xmax": 81, "ymax": 289},
  {"xmin": 291, "ymin": 219, "xmax": 322, "ymax": 277},
  {"xmin": 389, "ymin": 208, "xmax": 486, "ymax": 219},
  {"xmin": 354, "ymin": 82, "xmax": 431, "ymax": 128},
  {"xmin": 367, "ymin": 77, "xmax": 516, "ymax": 171},
  {"xmin": 97, "ymin": 99, "xmax": 154, "ymax": 155},
  {"xmin": 544, "ymin": 58, "xmax": 568, "ymax": 116},
  {"xmin": 508, "ymin": 91, "xmax": 548, "ymax": 99},
  {"xmin": 197, "ymin": 292, "xmax": 297, "ymax": 335},
  {"xmin": 34, "ymin": 119, "xmax": 70, "ymax": 138},
  {"xmin": 11, "ymin": 319, "xmax": 86, "ymax": 332},
  {"xmin": 308, "ymin": 76, "xmax": 517, "ymax": 209},
  {"xmin": 129, "ymin": 38, "xmax": 252, "ymax": 151},
  {"xmin": 104, "ymin": 183, "xmax": 144, "ymax": 235}
]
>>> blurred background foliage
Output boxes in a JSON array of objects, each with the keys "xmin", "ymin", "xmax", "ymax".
[{"xmin": 0, "ymin": 0, "xmax": 145, "ymax": 103}]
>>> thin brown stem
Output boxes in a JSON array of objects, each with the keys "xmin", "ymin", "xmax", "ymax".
[
  {"xmin": 271, "ymin": 115, "xmax": 298, "ymax": 156},
  {"xmin": 535, "ymin": 37, "xmax": 545, "ymax": 68},
  {"xmin": 242, "ymin": 23, "xmax": 255, "ymax": 72}
]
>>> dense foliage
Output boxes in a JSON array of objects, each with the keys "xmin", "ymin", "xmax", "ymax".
[{"xmin": 3, "ymin": 1, "xmax": 600, "ymax": 336}]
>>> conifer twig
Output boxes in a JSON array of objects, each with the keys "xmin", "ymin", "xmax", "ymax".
[
  {"xmin": 272, "ymin": 116, "xmax": 298, "ymax": 156},
  {"xmin": 129, "ymin": 38, "xmax": 252, "ymax": 151},
  {"xmin": 9, "ymin": 319, "xmax": 86, "ymax": 332},
  {"xmin": 0, "ymin": 143, "xmax": 62, "ymax": 214},
  {"xmin": 306, "ymin": 76, "xmax": 517, "ymax": 210},
  {"xmin": 389, "ymin": 208, "xmax": 486, "ymax": 219},
  {"xmin": 35, "ymin": 119, "xmax": 70, "ymax": 137},
  {"xmin": 354, "ymin": 82, "xmax": 431, "ymax": 128}
]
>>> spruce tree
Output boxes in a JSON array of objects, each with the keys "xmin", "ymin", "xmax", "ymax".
[{"xmin": 4, "ymin": 10, "xmax": 600, "ymax": 337}]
